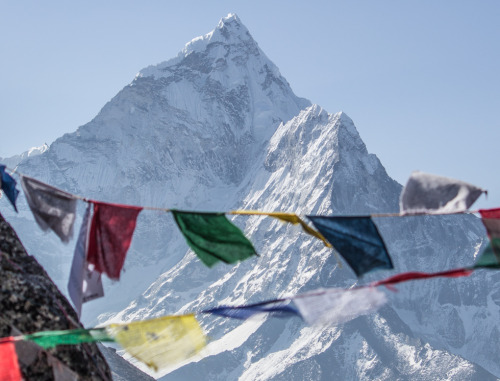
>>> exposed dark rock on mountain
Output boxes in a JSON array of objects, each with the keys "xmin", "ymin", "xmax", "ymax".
[
  {"xmin": 0, "ymin": 211, "xmax": 111, "ymax": 379},
  {"xmin": 0, "ymin": 212, "xmax": 151, "ymax": 380}
]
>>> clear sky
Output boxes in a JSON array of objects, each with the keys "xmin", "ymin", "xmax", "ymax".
[{"xmin": 1, "ymin": 1, "xmax": 499, "ymax": 207}]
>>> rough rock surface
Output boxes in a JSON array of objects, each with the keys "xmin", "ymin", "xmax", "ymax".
[{"xmin": 0, "ymin": 211, "xmax": 112, "ymax": 380}]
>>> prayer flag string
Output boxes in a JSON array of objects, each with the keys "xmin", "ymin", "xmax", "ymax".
[
  {"xmin": 0, "ymin": 165, "xmax": 494, "ymax": 320},
  {"xmin": 0, "ymin": 165, "xmax": 488, "ymax": 221},
  {"xmin": 1, "ymin": 240, "xmax": 497, "ymax": 372}
]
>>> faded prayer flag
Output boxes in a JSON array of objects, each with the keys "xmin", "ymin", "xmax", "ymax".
[
  {"xmin": 293, "ymin": 287, "xmax": 387, "ymax": 326},
  {"xmin": 205, "ymin": 300, "xmax": 300, "ymax": 320},
  {"xmin": 24, "ymin": 328, "xmax": 113, "ymax": 348},
  {"xmin": 400, "ymin": 171, "xmax": 485, "ymax": 215},
  {"xmin": 171, "ymin": 210, "xmax": 256, "ymax": 267},
  {"xmin": 87, "ymin": 201, "xmax": 142, "ymax": 280},
  {"xmin": 20, "ymin": 175, "xmax": 77, "ymax": 243},
  {"xmin": 307, "ymin": 216, "xmax": 392, "ymax": 277},
  {"xmin": 107, "ymin": 314, "xmax": 206, "ymax": 371},
  {"xmin": 68, "ymin": 204, "xmax": 104, "ymax": 317},
  {"xmin": 0, "ymin": 339, "xmax": 22, "ymax": 381},
  {"xmin": 0, "ymin": 165, "xmax": 19, "ymax": 212}
]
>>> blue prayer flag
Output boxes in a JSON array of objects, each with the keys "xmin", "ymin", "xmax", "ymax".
[
  {"xmin": 204, "ymin": 301, "xmax": 300, "ymax": 320},
  {"xmin": 0, "ymin": 165, "xmax": 19, "ymax": 212},
  {"xmin": 307, "ymin": 216, "xmax": 393, "ymax": 277}
]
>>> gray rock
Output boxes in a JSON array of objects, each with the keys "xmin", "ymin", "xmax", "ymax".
[{"xmin": 0, "ymin": 211, "xmax": 111, "ymax": 380}]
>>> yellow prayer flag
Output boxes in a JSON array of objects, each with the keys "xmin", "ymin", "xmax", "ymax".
[
  {"xmin": 107, "ymin": 314, "xmax": 206, "ymax": 371},
  {"xmin": 230, "ymin": 210, "xmax": 342, "ymax": 267},
  {"xmin": 230, "ymin": 210, "xmax": 332, "ymax": 248}
]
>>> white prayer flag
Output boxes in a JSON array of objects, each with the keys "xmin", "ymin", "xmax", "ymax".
[
  {"xmin": 68, "ymin": 204, "xmax": 104, "ymax": 317},
  {"xmin": 294, "ymin": 287, "xmax": 387, "ymax": 326},
  {"xmin": 400, "ymin": 171, "xmax": 486, "ymax": 215}
]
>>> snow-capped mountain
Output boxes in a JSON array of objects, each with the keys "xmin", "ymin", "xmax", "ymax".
[
  {"xmin": 0, "ymin": 143, "xmax": 49, "ymax": 168},
  {"xmin": 4, "ymin": 12, "xmax": 310, "ymax": 318},
  {"xmin": 2, "ymin": 13, "xmax": 499, "ymax": 380}
]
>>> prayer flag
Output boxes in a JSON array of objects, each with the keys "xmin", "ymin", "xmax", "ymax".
[
  {"xmin": 20, "ymin": 175, "xmax": 77, "ymax": 243},
  {"xmin": 23, "ymin": 328, "xmax": 113, "ymax": 349},
  {"xmin": 0, "ymin": 339, "xmax": 22, "ymax": 381},
  {"xmin": 87, "ymin": 201, "xmax": 142, "ymax": 280},
  {"xmin": 476, "ymin": 208, "xmax": 500, "ymax": 267},
  {"xmin": 371, "ymin": 268, "xmax": 473, "ymax": 287},
  {"xmin": 474, "ymin": 240, "xmax": 500, "ymax": 269},
  {"xmin": 0, "ymin": 165, "xmax": 19, "ymax": 212},
  {"xmin": 479, "ymin": 208, "xmax": 500, "ymax": 219},
  {"xmin": 171, "ymin": 210, "xmax": 256, "ymax": 267},
  {"xmin": 479, "ymin": 208, "xmax": 500, "ymax": 239},
  {"xmin": 231, "ymin": 210, "xmax": 332, "ymax": 247},
  {"xmin": 68, "ymin": 204, "xmax": 104, "ymax": 317},
  {"xmin": 82, "ymin": 267, "xmax": 104, "ymax": 303},
  {"xmin": 205, "ymin": 300, "xmax": 300, "ymax": 320},
  {"xmin": 480, "ymin": 219, "xmax": 500, "ymax": 240},
  {"xmin": 307, "ymin": 216, "xmax": 392, "ymax": 277},
  {"xmin": 400, "ymin": 171, "xmax": 485, "ymax": 214},
  {"xmin": 106, "ymin": 314, "xmax": 206, "ymax": 371},
  {"xmin": 293, "ymin": 287, "xmax": 387, "ymax": 326}
]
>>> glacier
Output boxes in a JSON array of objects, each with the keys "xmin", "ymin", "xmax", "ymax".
[{"xmin": 1, "ymin": 13, "xmax": 499, "ymax": 380}]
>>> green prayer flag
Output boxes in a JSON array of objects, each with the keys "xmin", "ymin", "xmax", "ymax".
[
  {"xmin": 171, "ymin": 210, "xmax": 257, "ymax": 267},
  {"xmin": 474, "ymin": 238, "xmax": 500, "ymax": 269},
  {"xmin": 24, "ymin": 328, "xmax": 114, "ymax": 349}
]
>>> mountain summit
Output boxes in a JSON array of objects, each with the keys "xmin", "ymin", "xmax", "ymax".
[
  {"xmin": 136, "ymin": 12, "xmax": 309, "ymax": 150},
  {"xmin": 19, "ymin": 14, "xmax": 309, "ymax": 206},
  {"xmin": 3, "ymin": 14, "xmax": 499, "ymax": 380},
  {"xmin": 141, "ymin": 13, "xmax": 261, "ymax": 77}
]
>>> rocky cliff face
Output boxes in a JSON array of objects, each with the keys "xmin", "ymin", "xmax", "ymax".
[
  {"xmin": 2, "ymin": 13, "xmax": 499, "ymax": 380},
  {"xmin": 0, "ymin": 212, "xmax": 155, "ymax": 380},
  {"xmin": 0, "ymin": 211, "xmax": 111, "ymax": 380}
]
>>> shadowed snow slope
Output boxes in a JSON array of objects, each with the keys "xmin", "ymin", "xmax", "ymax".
[{"xmin": 2, "ymin": 13, "xmax": 499, "ymax": 380}]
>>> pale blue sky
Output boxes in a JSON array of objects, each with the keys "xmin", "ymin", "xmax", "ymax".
[{"xmin": 1, "ymin": 1, "xmax": 499, "ymax": 207}]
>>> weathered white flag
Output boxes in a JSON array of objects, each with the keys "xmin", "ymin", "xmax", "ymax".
[
  {"xmin": 68, "ymin": 204, "xmax": 104, "ymax": 317},
  {"xmin": 294, "ymin": 287, "xmax": 387, "ymax": 326},
  {"xmin": 400, "ymin": 171, "xmax": 486, "ymax": 214}
]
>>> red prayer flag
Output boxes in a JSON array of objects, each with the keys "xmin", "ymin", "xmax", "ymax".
[
  {"xmin": 87, "ymin": 201, "xmax": 142, "ymax": 280},
  {"xmin": 372, "ymin": 268, "xmax": 473, "ymax": 287},
  {"xmin": 0, "ymin": 339, "xmax": 22, "ymax": 381},
  {"xmin": 479, "ymin": 208, "xmax": 500, "ymax": 240},
  {"xmin": 479, "ymin": 208, "xmax": 500, "ymax": 219}
]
